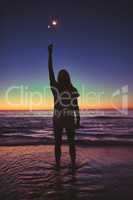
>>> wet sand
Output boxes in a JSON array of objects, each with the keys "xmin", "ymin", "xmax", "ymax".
[{"xmin": 0, "ymin": 145, "xmax": 133, "ymax": 200}]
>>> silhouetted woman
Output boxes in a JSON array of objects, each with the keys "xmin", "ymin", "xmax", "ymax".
[{"xmin": 48, "ymin": 44, "xmax": 80, "ymax": 169}]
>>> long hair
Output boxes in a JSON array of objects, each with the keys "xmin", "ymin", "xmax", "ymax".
[
  {"xmin": 57, "ymin": 69, "xmax": 80, "ymax": 99},
  {"xmin": 57, "ymin": 69, "xmax": 74, "ymax": 92}
]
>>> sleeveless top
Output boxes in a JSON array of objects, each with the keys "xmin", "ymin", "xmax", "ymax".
[{"xmin": 50, "ymin": 82, "xmax": 79, "ymax": 128}]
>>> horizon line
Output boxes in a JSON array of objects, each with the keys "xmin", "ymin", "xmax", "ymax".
[{"xmin": 0, "ymin": 108, "xmax": 133, "ymax": 112}]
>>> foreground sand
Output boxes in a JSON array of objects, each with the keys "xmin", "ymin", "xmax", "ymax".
[{"xmin": 0, "ymin": 145, "xmax": 133, "ymax": 200}]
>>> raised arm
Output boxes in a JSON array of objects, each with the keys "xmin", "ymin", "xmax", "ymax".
[{"xmin": 48, "ymin": 44, "xmax": 56, "ymax": 86}]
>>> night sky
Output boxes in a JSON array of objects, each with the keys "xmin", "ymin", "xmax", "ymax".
[{"xmin": 0, "ymin": 0, "xmax": 132, "ymax": 109}]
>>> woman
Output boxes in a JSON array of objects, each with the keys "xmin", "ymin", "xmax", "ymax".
[{"xmin": 48, "ymin": 44, "xmax": 80, "ymax": 169}]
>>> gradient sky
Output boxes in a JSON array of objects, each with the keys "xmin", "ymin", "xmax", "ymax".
[{"xmin": 0, "ymin": 0, "xmax": 132, "ymax": 110}]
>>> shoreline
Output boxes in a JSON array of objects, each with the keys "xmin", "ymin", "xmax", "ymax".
[
  {"xmin": 0, "ymin": 135, "xmax": 133, "ymax": 147},
  {"xmin": 0, "ymin": 145, "xmax": 133, "ymax": 200}
]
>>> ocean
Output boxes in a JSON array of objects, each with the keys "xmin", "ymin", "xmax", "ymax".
[
  {"xmin": 0, "ymin": 110, "xmax": 133, "ymax": 200},
  {"xmin": 0, "ymin": 110, "xmax": 133, "ymax": 146}
]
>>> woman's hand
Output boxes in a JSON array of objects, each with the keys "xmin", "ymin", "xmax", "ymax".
[
  {"xmin": 75, "ymin": 118, "xmax": 80, "ymax": 129},
  {"xmin": 48, "ymin": 44, "xmax": 53, "ymax": 54}
]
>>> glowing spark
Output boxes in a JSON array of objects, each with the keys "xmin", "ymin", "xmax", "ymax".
[
  {"xmin": 48, "ymin": 17, "xmax": 59, "ymax": 30},
  {"xmin": 52, "ymin": 20, "xmax": 57, "ymax": 26}
]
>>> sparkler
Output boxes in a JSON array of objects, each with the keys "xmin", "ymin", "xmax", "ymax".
[{"xmin": 48, "ymin": 16, "xmax": 59, "ymax": 31}]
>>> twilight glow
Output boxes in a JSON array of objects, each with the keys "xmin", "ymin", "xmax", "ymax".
[{"xmin": 0, "ymin": 0, "xmax": 132, "ymax": 110}]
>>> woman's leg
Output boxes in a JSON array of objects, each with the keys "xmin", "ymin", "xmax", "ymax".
[
  {"xmin": 54, "ymin": 127, "xmax": 63, "ymax": 168},
  {"xmin": 66, "ymin": 128, "xmax": 76, "ymax": 167}
]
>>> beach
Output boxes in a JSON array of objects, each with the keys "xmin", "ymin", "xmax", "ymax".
[
  {"xmin": 0, "ymin": 110, "xmax": 133, "ymax": 199},
  {"xmin": 0, "ymin": 145, "xmax": 133, "ymax": 200},
  {"xmin": 1, "ymin": 0, "xmax": 131, "ymax": 199}
]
